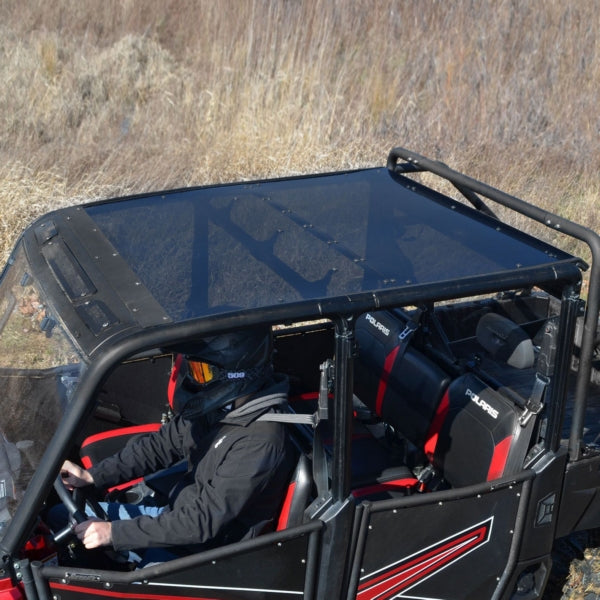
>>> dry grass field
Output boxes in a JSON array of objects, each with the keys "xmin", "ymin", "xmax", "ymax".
[
  {"xmin": 0, "ymin": 0, "xmax": 598, "ymax": 270},
  {"xmin": 1, "ymin": 3, "xmax": 599, "ymax": 597}
]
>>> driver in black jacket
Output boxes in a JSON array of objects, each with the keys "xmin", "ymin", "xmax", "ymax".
[{"xmin": 58, "ymin": 325, "xmax": 296, "ymax": 564}]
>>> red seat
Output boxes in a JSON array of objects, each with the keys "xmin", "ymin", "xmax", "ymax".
[
  {"xmin": 79, "ymin": 355, "xmax": 184, "ymax": 491},
  {"xmin": 354, "ymin": 310, "xmax": 534, "ymax": 489},
  {"xmin": 425, "ymin": 372, "xmax": 532, "ymax": 487},
  {"xmin": 80, "ymin": 424, "xmax": 162, "ymax": 492},
  {"xmin": 354, "ymin": 311, "xmax": 451, "ymax": 451},
  {"xmin": 276, "ymin": 454, "xmax": 312, "ymax": 530}
]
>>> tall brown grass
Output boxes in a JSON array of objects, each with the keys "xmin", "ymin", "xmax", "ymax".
[{"xmin": 0, "ymin": 0, "xmax": 598, "ymax": 267}]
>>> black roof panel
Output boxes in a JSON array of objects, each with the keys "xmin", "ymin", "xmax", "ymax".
[{"xmin": 84, "ymin": 167, "xmax": 577, "ymax": 323}]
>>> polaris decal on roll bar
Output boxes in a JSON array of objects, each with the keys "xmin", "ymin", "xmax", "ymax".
[
  {"xmin": 357, "ymin": 518, "xmax": 493, "ymax": 599},
  {"xmin": 466, "ymin": 389, "xmax": 499, "ymax": 419}
]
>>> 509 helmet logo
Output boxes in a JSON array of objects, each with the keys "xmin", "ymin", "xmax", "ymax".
[{"xmin": 227, "ymin": 371, "xmax": 247, "ymax": 380}]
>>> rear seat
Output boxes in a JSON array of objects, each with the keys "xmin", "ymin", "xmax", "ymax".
[
  {"xmin": 354, "ymin": 311, "xmax": 451, "ymax": 452},
  {"xmin": 424, "ymin": 372, "xmax": 535, "ymax": 487},
  {"xmin": 353, "ymin": 309, "xmax": 536, "ymax": 492}
]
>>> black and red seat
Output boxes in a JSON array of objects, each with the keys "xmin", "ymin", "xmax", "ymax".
[
  {"xmin": 79, "ymin": 354, "xmax": 184, "ymax": 492},
  {"xmin": 353, "ymin": 309, "xmax": 536, "ymax": 492}
]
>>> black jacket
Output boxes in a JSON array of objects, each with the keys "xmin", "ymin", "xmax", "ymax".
[{"xmin": 89, "ymin": 377, "xmax": 296, "ymax": 553}]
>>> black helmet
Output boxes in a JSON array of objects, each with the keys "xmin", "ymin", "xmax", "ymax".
[{"xmin": 171, "ymin": 325, "xmax": 273, "ymax": 418}]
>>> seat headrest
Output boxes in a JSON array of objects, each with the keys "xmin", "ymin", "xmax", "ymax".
[{"xmin": 476, "ymin": 313, "xmax": 535, "ymax": 369}]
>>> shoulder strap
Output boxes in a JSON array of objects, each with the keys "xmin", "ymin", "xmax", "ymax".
[
  {"xmin": 257, "ymin": 412, "xmax": 318, "ymax": 426},
  {"xmin": 259, "ymin": 360, "xmax": 333, "ymax": 498}
]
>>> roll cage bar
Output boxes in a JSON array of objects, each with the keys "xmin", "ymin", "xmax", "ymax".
[
  {"xmin": 387, "ymin": 147, "xmax": 600, "ymax": 461},
  {"xmin": 1, "ymin": 147, "xmax": 595, "ymax": 563}
]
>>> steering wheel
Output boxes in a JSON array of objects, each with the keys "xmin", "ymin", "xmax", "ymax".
[{"xmin": 52, "ymin": 475, "xmax": 107, "ymax": 544}]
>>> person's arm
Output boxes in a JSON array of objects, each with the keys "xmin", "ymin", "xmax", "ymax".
[
  {"xmin": 58, "ymin": 460, "xmax": 111, "ymax": 549},
  {"xmin": 110, "ymin": 434, "xmax": 288, "ymax": 551},
  {"xmin": 89, "ymin": 417, "xmax": 188, "ymax": 490}
]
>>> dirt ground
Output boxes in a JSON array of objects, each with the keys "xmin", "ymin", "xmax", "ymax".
[
  {"xmin": 544, "ymin": 529, "xmax": 600, "ymax": 600},
  {"xmin": 544, "ymin": 361, "xmax": 600, "ymax": 599}
]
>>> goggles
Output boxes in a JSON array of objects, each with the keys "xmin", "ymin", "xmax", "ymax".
[
  {"xmin": 186, "ymin": 357, "xmax": 253, "ymax": 387},
  {"xmin": 187, "ymin": 359, "xmax": 223, "ymax": 386}
]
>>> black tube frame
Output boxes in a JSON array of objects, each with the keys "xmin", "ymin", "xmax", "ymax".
[
  {"xmin": 0, "ymin": 183, "xmax": 584, "ymax": 561},
  {"xmin": 37, "ymin": 521, "xmax": 322, "ymax": 592},
  {"xmin": 387, "ymin": 147, "xmax": 600, "ymax": 461},
  {"xmin": 0, "ymin": 146, "xmax": 595, "ymax": 599}
]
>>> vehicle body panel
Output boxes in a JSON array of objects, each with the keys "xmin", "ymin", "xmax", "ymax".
[{"xmin": 351, "ymin": 477, "xmax": 528, "ymax": 600}]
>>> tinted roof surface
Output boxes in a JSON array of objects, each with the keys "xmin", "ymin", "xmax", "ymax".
[{"xmin": 85, "ymin": 167, "xmax": 577, "ymax": 323}]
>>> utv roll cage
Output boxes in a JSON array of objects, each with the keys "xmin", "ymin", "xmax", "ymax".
[
  {"xmin": 387, "ymin": 147, "xmax": 600, "ymax": 462},
  {"xmin": 0, "ymin": 146, "xmax": 598, "ymax": 600}
]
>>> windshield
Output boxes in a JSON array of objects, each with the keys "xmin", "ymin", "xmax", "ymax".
[{"xmin": 0, "ymin": 244, "xmax": 83, "ymax": 538}]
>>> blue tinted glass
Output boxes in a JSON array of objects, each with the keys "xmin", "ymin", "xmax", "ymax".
[{"xmin": 86, "ymin": 169, "xmax": 574, "ymax": 321}]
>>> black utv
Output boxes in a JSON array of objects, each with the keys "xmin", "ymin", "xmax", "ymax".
[{"xmin": 0, "ymin": 147, "xmax": 598, "ymax": 599}]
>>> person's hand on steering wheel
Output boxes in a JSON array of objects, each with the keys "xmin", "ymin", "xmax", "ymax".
[
  {"xmin": 53, "ymin": 460, "xmax": 109, "ymax": 546},
  {"xmin": 60, "ymin": 459, "xmax": 94, "ymax": 490},
  {"xmin": 74, "ymin": 519, "xmax": 113, "ymax": 549}
]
